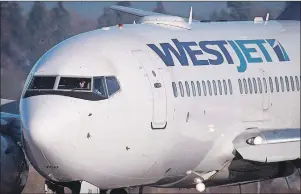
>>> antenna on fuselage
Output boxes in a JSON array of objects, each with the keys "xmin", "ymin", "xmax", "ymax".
[
  {"xmin": 265, "ymin": 13, "xmax": 270, "ymax": 24},
  {"xmin": 188, "ymin": 6, "xmax": 193, "ymax": 25}
]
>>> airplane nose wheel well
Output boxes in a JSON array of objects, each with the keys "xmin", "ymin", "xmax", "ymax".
[
  {"xmin": 110, "ymin": 188, "xmax": 128, "ymax": 194},
  {"xmin": 45, "ymin": 180, "xmax": 64, "ymax": 194},
  {"xmin": 45, "ymin": 180, "xmax": 81, "ymax": 194}
]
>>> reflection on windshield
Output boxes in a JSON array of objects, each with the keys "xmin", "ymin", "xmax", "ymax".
[
  {"xmin": 28, "ymin": 76, "xmax": 56, "ymax": 90},
  {"xmin": 58, "ymin": 77, "xmax": 91, "ymax": 91},
  {"xmin": 106, "ymin": 76, "xmax": 120, "ymax": 96},
  {"xmin": 93, "ymin": 77, "xmax": 107, "ymax": 98},
  {"xmin": 93, "ymin": 76, "xmax": 121, "ymax": 98}
]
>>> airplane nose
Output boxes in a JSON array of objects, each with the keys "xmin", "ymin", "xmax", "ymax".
[
  {"xmin": 21, "ymin": 97, "xmax": 65, "ymax": 180},
  {"xmin": 21, "ymin": 96, "xmax": 83, "ymax": 147},
  {"xmin": 20, "ymin": 96, "xmax": 85, "ymax": 181},
  {"xmin": 21, "ymin": 98, "xmax": 65, "ymax": 149}
]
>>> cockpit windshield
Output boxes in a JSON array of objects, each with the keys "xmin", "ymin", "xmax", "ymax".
[
  {"xmin": 93, "ymin": 76, "xmax": 121, "ymax": 97},
  {"xmin": 28, "ymin": 76, "xmax": 56, "ymax": 90},
  {"xmin": 24, "ymin": 75, "xmax": 121, "ymax": 101},
  {"xmin": 58, "ymin": 77, "xmax": 91, "ymax": 91}
]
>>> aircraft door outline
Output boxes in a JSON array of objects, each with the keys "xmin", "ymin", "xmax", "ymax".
[{"xmin": 131, "ymin": 50, "xmax": 167, "ymax": 129}]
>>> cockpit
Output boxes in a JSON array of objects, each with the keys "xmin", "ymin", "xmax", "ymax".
[{"xmin": 23, "ymin": 76, "xmax": 120, "ymax": 101}]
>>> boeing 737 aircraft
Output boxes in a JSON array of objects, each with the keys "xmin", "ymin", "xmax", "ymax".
[{"xmin": 0, "ymin": 4, "xmax": 300, "ymax": 194}]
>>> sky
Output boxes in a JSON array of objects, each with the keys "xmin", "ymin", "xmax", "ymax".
[{"xmin": 19, "ymin": 1, "xmax": 286, "ymax": 20}]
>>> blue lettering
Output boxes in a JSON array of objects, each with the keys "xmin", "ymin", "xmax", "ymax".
[
  {"xmin": 215, "ymin": 40, "xmax": 234, "ymax": 64},
  {"xmin": 147, "ymin": 39, "xmax": 189, "ymax": 66},
  {"xmin": 279, "ymin": 43, "xmax": 290, "ymax": 61},
  {"xmin": 171, "ymin": 39, "xmax": 192, "ymax": 66},
  {"xmin": 228, "ymin": 40, "xmax": 247, "ymax": 73},
  {"xmin": 266, "ymin": 39, "xmax": 290, "ymax": 61},
  {"xmin": 235, "ymin": 40, "xmax": 263, "ymax": 63},
  {"xmin": 147, "ymin": 38, "xmax": 289, "ymax": 73},
  {"xmin": 180, "ymin": 41, "xmax": 209, "ymax": 66},
  {"xmin": 199, "ymin": 41, "xmax": 225, "ymax": 65},
  {"xmin": 254, "ymin": 40, "xmax": 272, "ymax": 62}
]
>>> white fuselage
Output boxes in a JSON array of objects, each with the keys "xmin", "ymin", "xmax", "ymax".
[{"xmin": 20, "ymin": 20, "xmax": 300, "ymax": 189}]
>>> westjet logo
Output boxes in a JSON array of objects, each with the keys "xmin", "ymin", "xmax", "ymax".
[{"xmin": 147, "ymin": 39, "xmax": 290, "ymax": 73}]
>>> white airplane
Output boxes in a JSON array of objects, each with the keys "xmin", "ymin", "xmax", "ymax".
[{"xmin": 1, "ymin": 4, "xmax": 300, "ymax": 194}]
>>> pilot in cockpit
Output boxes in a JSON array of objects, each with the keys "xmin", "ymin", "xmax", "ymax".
[
  {"xmin": 79, "ymin": 80, "xmax": 86, "ymax": 89},
  {"xmin": 78, "ymin": 79, "xmax": 91, "ymax": 90}
]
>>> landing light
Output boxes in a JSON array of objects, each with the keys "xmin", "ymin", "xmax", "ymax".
[
  {"xmin": 254, "ymin": 136, "xmax": 263, "ymax": 144},
  {"xmin": 196, "ymin": 183, "xmax": 206, "ymax": 192},
  {"xmin": 246, "ymin": 136, "xmax": 263, "ymax": 145}
]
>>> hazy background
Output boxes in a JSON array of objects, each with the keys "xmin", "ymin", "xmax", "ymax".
[
  {"xmin": 1, "ymin": 1, "xmax": 300, "ymax": 193},
  {"xmin": 0, "ymin": 1, "xmax": 290, "ymax": 100}
]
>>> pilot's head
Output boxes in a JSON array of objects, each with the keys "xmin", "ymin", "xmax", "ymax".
[{"xmin": 79, "ymin": 80, "xmax": 86, "ymax": 88}]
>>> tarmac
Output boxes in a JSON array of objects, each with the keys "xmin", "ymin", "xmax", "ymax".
[{"xmin": 22, "ymin": 165, "xmax": 300, "ymax": 194}]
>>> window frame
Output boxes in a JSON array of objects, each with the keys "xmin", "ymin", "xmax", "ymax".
[
  {"xmin": 223, "ymin": 79, "xmax": 228, "ymax": 95},
  {"xmin": 238, "ymin": 79, "xmax": 243, "ymax": 94},
  {"xmin": 290, "ymin": 76, "xmax": 295, "ymax": 91},
  {"xmin": 207, "ymin": 80, "xmax": 212, "ymax": 96},
  {"xmin": 252, "ymin": 78, "xmax": 258, "ymax": 94},
  {"xmin": 105, "ymin": 76, "xmax": 121, "ymax": 97},
  {"xmin": 257, "ymin": 77, "xmax": 262, "ymax": 93},
  {"xmin": 212, "ymin": 80, "xmax": 217, "ymax": 95},
  {"xmin": 285, "ymin": 76, "xmax": 290, "ymax": 92},
  {"xmin": 92, "ymin": 76, "xmax": 109, "ymax": 98},
  {"xmin": 28, "ymin": 75, "xmax": 58, "ymax": 91},
  {"xmin": 275, "ymin": 77, "xmax": 279, "ymax": 92},
  {"xmin": 191, "ymin": 81, "xmax": 196, "ymax": 97},
  {"xmin": 218, "ymin": 80, "xmax": 222, "ymax": 95},
  {"xmin": 228, "ymin": 79, "xmax": 233, "ymax": 95},
  {"xmin": 280, "ymin": 76, "xmax": 285, "ymax": 92},
  {"xmin": 202, "ymin": 81, "xmax": 207, "ymax": 96},
  {"xmin": 172, "ymin": 82, "xmax": 178, "ymax": 97},
  {"xmin": 295, "ymin": 76, "xmax": 300, "ymax": 91},
  {"xmin": 179, "ymin": 81, "xmax": 184, "ymax": 97},
  {"xmin": 24, "ymin": 76, "xmax": 108, "ymax": 101},
  {"xmin": 269, "ymin": 77, "xmax": 274, "ymax": 93},
  {"xmin": 196, "ymin": 81, "xmax": 201, "ymax": 96},
  {"xmin": 248, "ymin": 78, "xmax": 253, "ymax": 94},
  {"xmin": 56, "ymin": 76, "xmax": 93, "ymax": 92},
  {"xmin": 243, "ymin": 78, "xmax": 248, "ymax": 94},
  {"xmin": 263, "ymin": 78, "xmax": 268, "ymax": 93},
  {"xmin": 185, "ymin": 81, "xmax": 191, "ymax": 97}
]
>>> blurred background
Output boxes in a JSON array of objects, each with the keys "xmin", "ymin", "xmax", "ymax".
[
  {"xmin": 0, "ymin": 1, "xmax": 300, "ymax": 193},
  {"xmin": 0, "ymin": 1, "xmax": 295, "ymax": 100}
]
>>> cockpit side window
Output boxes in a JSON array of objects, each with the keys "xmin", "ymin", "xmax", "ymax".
[
  {"xmin": 58, "ymin": 77, "xmax": 91, "ymax": 91},
  {"xmin": 105, "ymin": 76, "xmax": 120, "ymax": 96},
  {"xmin": 28, "ymin": 76, "xmax": 56, "ymax": 90},
  {"xmin": 93, "ymin": 77, "xmax": 107, "ymax": 98}
]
